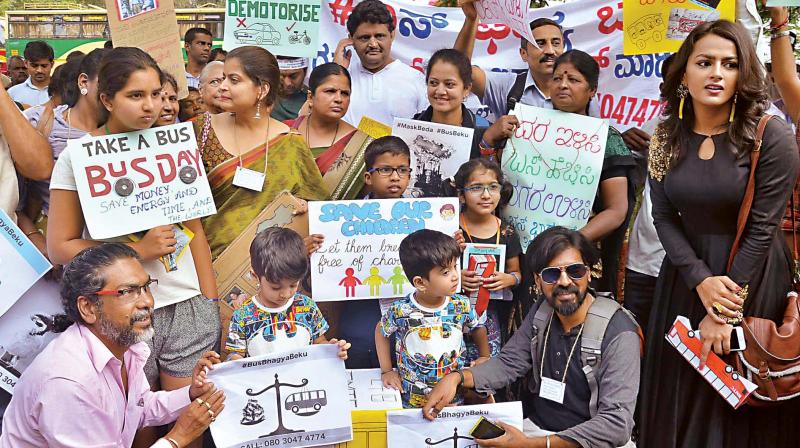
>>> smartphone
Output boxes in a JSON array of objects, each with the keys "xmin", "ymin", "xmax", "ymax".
[
  {"xmin": 693, "ymin": 326, "xmax": 746, "ymax": 351},
  {"xmin": 470, "ymin": 417, "xmax": 506, "ymax": 439}
]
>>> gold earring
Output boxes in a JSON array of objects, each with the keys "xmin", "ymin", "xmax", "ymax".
[
  {"xmin": 729, "ymin": 93, "xmax": 737, "ymax": 123},
  {"xmin": 254, "ymin": 101, "xmax": 262, "ymax": 119},
  {"xmin": 677, "ymin": 84, "xmax": 688, "ymax": 120}
]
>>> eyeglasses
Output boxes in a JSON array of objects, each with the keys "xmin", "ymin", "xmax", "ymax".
[
  {"xmin": 462, "ymin": 183, "xmax": 502, "ymax": 196},
  {"xmin": 539, "ymin": 263, "xmax": 588, "ymax": 284},
  {"xmin": 94, "ymin": 278, "xmax": 158, "ymax": 301},
  {"xmin": 368, "ymin": 166, "xmax": 413, "ymax": 178}
]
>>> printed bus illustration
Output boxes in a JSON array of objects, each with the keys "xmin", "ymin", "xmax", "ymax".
[{"xmin": 285, "ymin": 389, "xmax": 328, "ymax": 415}]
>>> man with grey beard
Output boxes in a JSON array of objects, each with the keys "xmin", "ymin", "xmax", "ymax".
[
  {"xmin": 423, "ymin": 227, "xmax": 641, "ymax": 448},
  {"xmin": 0, "ymin": 244, "xmax": 226, "ymax": 448}
]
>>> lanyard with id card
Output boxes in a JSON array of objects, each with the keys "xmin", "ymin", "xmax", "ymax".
[
  {"xmin": 539, "ymin": 314, "xmax": 584, "ymax": 405},
  {"xmin": 231, "ymin": 118, "xmax": 270, "ymax": 192}
]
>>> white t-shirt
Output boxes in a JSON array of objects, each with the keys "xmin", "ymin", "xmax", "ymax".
[
  {"xmin": 343, "ymin": 58, "xmax": 428, "ymax": 127},
  {"xmin": 49, "ymin": 144, "xmax": 201, "ymax": 309}
]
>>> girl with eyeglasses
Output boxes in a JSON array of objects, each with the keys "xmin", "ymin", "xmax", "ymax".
[{"xmin": 443, "ymin": 159, "xmax": 522, "ymax": 374}]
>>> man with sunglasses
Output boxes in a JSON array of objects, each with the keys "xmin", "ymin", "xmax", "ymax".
[
  {"xmin": 423, "ymin": 227, "xmax": 640, "ymax": 448},
  {"xmin": 1, "ymin": 244, "xmax": 225, "ymax": 448}
]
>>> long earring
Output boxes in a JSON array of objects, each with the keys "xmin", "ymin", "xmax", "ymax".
[
  {"xmin": 677, "ymin": 84, "xmax": 688, "ymax": 120},
  {"xmin": 729, "ymin": 92, "xmax": 737, "ymax": 123},
  {"xmin": 254, "ymin": 101, "xmax": 262, "ymax": 119}
]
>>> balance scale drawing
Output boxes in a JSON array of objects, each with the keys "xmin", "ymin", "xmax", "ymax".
[
  {"xmin": 425, "ymin": 427, "xmax": 478, "ymax": 448},
  {"xmin": 240, "ymin": 373, "xmax": 328, "ymax": 437}
]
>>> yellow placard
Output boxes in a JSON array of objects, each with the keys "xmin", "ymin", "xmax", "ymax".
[
  {"xmin": 357, "ymin": 116, "xmax": 392, "ymax": 140},
  {"xmin": 622, "ymin": 0, "xmax": 735, "ymax": 55},
  {"xmin": 334, "ymin": 410, "xmax": 389, "ymax": 448}
]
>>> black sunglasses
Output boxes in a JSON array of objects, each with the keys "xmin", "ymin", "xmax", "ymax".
[{"xmin": 539, "ymin": 263, "xmax": 589, "ymax": 284}]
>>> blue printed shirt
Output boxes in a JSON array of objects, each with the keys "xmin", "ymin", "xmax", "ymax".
[
  {"xmin": 226, "ymin": 293, "xmax": 329, "ymax": 358},
  {"xmin": 380, "ymin": 292, "xmax": 480, "ymax": 407}
]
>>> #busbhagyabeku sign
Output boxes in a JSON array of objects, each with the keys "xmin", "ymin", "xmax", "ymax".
[
  {"xmin": 0, "ymin": 210, "xmax": 51, "ymax": 318},
  {"xmin": 225, "ymin": 0, "xmax": 322, "ymax": 57},
  {"xmin": 68, "ymin": 123, "xmax": 216, "ymax": 239},
  {"xmin": 208, "ymin": 344, "xmax": 352, "ymax": 448},
  {"xmin": 309, "ymin": 197, "xmax": 459, "ymax": 301},
  {"xmin": 501, "ymin": 104, "xmax": 608, "ymax": 251}
]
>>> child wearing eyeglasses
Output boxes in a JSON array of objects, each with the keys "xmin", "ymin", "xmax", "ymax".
[
  {"xmin": 376, "ymin": 229, "xmax": 489, "ymax": 408},
  {"xmin": 443, "ymin": 159, "xmax": 522, "ymax": 370}
]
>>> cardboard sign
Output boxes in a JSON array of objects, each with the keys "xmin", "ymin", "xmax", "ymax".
[
  {"xmin": 309, "ymin": 197, "xmax": 459, "ymax": 301},
  {"xmin": 501, "ymin": 104, "xmax": 607, "ymax": 251},
  {"xmin": 67, "ymin": 123, "xmax": 216, "ymax": 240},
  {"xmin": 474, "ymin": 0, "xmax": 535, "ymax": 46},
  {"xmin": 209, "ymin": 344, "xmax": 353, "ymax": 448},
  {"xmin": 463, "ymin": 244, "xmax": 507, "ymax": 313},
  {"xmin": 224, "ymin": 0, "xmax": 322, "ymax": 57},
  {"xmin": 0, "ymin": 280, "xmax": 64, "ymax": 395},
  {"xmin": 357, "ymin": 116, "xmax": 392, "ymax": 140},
  {"xmin": 622, "ymin": 0, "xmax": 735, "ymax": 55},
  {"xmin": 386, "ymin": 402, "xmax": 523, "ymax": 447},
  {"xmin": 0, "ymin": 210, "xmax": 51, "ymax": 318},
  {"xmin": 666, "ymin": 315, "xmax": 757, "ymax": 409},
  {"xmin": 345, "ymin": 369, "xmax": 403, "ymax": 411},
  {"xmin": 104, "ymin": 0, "xmax": 188, "ymax": 97},
  {"xmin": 392, "ymin": 119, "xmax": 473, "ymax": 197}
]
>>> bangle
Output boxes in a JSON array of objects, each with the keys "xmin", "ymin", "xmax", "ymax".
[
  {"xmin": 770, "ymin": 15, "xmax": 789, "ymax": 32},
  {"xmin": 772, "ymin": 30, "xmax": 791, "ymax": 41},
  {"xmin": 25, "ymin": 229, "xmax": 41, "ymax": 237},
  {"xmin": 381, "ymin": 369, "xmax": 393, "ymax": 375},
  {"xmin": 165, "ymin": 438, "xmax": 180, "ymax": 448},
  {"xmin": 546, "ymin": 435, "xmax": 551, "ymax": 448},
  {"xmin": 510, "ymin": 272, "xmax": 521, "ymax": 286},
  {"xmin": 456, "ymin": 369, "xmax": 465, "ymax": 386}
]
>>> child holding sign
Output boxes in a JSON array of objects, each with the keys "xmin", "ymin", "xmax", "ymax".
[
  {"xmin": 444, "ymin": 159, "xmax": 522, "ymax": 364},
  {"xmin": 47, "ymin": 48, "xmax": 220, "ymax": 417},
  {"xmin": 225, "ymin": 227, "xmax": 350, "ymax": 360},
  {"xmin": 376, "ymin": 229, "xmax": 489, "ymax": 408}
]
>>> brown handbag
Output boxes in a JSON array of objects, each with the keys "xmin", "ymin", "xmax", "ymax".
[{"xmin": 728, "ymin": 115, "xmax": 800, "ymax": 406}]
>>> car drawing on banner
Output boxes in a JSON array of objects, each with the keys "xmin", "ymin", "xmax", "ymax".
[
  {"xmin": 285, "ymin": 389, "xmax": 327, "ymax": 415},
  {"xmin": 233, "ymin": 23, "xmax": 281, "ymax": 45}
]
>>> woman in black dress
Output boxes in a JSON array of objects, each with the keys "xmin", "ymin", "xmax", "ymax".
[{"xmin": 639, "ymin": 21, "xmax": 800, "ymax": 447}]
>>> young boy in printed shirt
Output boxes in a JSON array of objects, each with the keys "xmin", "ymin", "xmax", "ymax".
[
  {"xmin": 376, "ymin": 229, "xmax": 490, "ymax": 408},
  {"xmin": 226, "ymin": 227, "xmax": 349, "ymax": 360}
]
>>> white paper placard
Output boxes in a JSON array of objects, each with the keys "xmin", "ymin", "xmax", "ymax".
[
  {"xmin": 208, "ymin": 344, "xmax": 353, "ymax": 448},
  {"xmin": 309, "ymin": 197, "xmax": 459, "ymax": 301},
  {"xmin": 0, "ymin": 279, "xmax": 64, "ymax": 395},
  {"xmin": 345, "ymin": 368, "xmax": 402, "ymax": 411},
  {"xmin": 391, "ymin": 119, "xmax": 474, "ymax": 197},
  {"xmin": 474, "ymin": 0, "xmax": 535, "ymax": 45},
  {"xmin": 68, "ymin": 122, "xmax": 216, "ymax": 239},
  {"xmin": 0, "ymin": 209, "xmax": 51, "ymax": 317},
  {"xmin": 387, "ymin": 402, "xmax": 524, "ymax": 447}
]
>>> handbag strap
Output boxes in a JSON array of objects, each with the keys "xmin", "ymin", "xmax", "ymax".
[{"xmin": 727, "ymin": 115, "xmax": 774, "ymax": 272}]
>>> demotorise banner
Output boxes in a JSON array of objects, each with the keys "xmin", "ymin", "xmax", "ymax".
[{"xmin": 315, "ymin": 0, "xmax": 664, "ymax": 131}]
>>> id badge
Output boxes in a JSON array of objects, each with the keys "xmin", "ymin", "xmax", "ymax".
[
  {"xmin": 232, "ymin": 166, "xmax": 265, "ymax": 192},
  {"xmin": 539, "ymin": 376, "xmax": 566, "ymax": 404}
]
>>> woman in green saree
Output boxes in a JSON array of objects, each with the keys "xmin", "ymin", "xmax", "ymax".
[
  {"xmin": 193, "ymin": 46, "xmax": 329, "ymax": 259},
  {"xmin": 290, "ymin": 62, "xmax": 371, "ymax": 201}
]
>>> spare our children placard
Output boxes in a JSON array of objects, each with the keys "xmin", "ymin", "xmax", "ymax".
[
  {"xmin": 501, "ymin": 104, "xmax": 608, "ymax": 251},
  {"xmin": 0, "ymin": 210, "xmax": 52, "ymax": 318},
  {"xmin": 224, "ymin": 0, "xmax": 322, "ymax": 57},
  {"xmin": 309, "ymin": 197, "xmax": 460, "ymax": 302},
  {"xmin": 208, "ymin": 344, "xmax": 352, "ymax": 448},
  {"xmin": 386, "ymin": 402, "xmax": 524, "ymax": 447},
  {"xmin": 392, "ymin": 118, "xmax": 473, "ymax": 197},
  {"xmin": 67, "ymin": 122, "xmax": 216, "ymax": 240}
]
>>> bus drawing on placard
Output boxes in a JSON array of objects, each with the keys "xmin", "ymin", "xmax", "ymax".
[{"xmin": 285, "ymin": 389, "xmax": 328, "ymax": 416}]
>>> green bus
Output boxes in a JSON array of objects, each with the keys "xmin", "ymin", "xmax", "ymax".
[{"xmin": 5, "ymin": 6, "xmax": 225, "ymax": 64}]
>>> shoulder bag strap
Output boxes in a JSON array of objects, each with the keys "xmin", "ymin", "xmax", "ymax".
[{"xmin": 726, "ymin": 115, "xmax": 773, "ymax": 272}]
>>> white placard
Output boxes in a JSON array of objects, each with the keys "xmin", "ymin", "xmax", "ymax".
[
  {"xmin": 68, "ymin": 122, "xmax": 216, "ymax": 239},
  {"xmin": 474, "ymin": 0, "xmax": 535, "ymax": 45},
  {"xmin": 345, "ymin": 368, "xmax": 402, "ymax": 411},
  {"xmin": 208, "ymin": 344, "xmax": 352, "ymax": 448},
  {"xmin": 387, "ymin": 402, "xmax": 524, "ymax": 447},
  {"xmin": 0, "ymin": 209, "xmax": 51, "ymax": 317},
  {"xmin": 392, "ymin": 119, "xmax": 474, "ymax": 198},
  {"xmin": 309, "ymin": 197, "xmax": 460, "ymax": 301},
  {"xmin": 0, "ymin": 279, "xmax": 64, "ymax": 395},
  {"xmin": 501, "ymin": 104, "xmax": 608, "ymax": 250}
]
